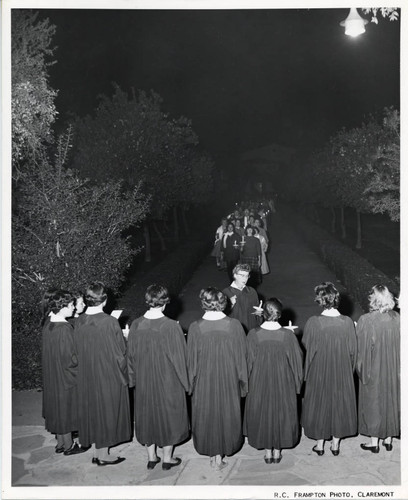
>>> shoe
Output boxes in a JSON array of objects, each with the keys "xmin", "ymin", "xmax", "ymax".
[
  {"xmin": 264, "ymin": 457, "xmax": 273, "ymax": 464},
  {"xmin": 93, "ymin": 457, "xmax": 126, "ymax": 466},
  {"xmin": 162, "ymin": 457, "xmax": 182, "ymax": 470},
  {"xmin": 312, "ymin": 445, "xmax": 324, "ymax": 456},
  {"xmin": 215, "ymin": 460, "xmax": 228, "ymax": 471},
  {"xmin": 330, "ymin": 447, "xmax": 340, "ymax": 456},
  {"xmin": 147, "ymin": 457, "xmax": 161, "ymax": 470},
  {"xmin": 55, "ymin": 445, "xmax": 65, "ymax": 454},
  {"xmin": 383, "ymin": 442, "xmax": 393, "ymax": 451},
  {"xmin": 63, "ymin": 443, "xmax": 89, "ymax": 456},
  {"xmin": 360, "ymin": 443, "xmax": 380, "ymax": 454},
  {"xmin": 272, "ymin": 453, "xmax": 282, "ymax": 464}
]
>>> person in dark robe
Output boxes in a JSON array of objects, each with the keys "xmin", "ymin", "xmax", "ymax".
[
  {"xmin": 302, "ymin": 282, "xmax": 357, "ymax": 456},
  {"xmin": 356, "ymin": 285, "xmax": 400, "ymax": 453},
  {"xmin": 244, "ymin": 298, "xmax": 303, "ymax": 464},
  {"xmin": 221, "ymin": 221, "xmax": 241, "ymax": 283},
  {"xmin": 223, "ymin": 263, "xmax": 261, "ymax": 333},
  {"xmin": 127, "ymin": 284, "xmax": 189, "ymax": 471},
  {"xmin": 240, "ymin": 226, "xmax": 262, "ymax": 286},
  {"xmin": 187, "ymin": 287, "xmax": 248, "ymax": 471},
  {"xmin": 75, "ymin": 282, "xmax": 131, "ymax": 466},
  {"xmin": 41, "ymin": 289, "xmax": 87, "ymax": 456}
]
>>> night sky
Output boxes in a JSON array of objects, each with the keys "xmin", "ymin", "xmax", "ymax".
[{"xmin": 40, "ymin": 7, "xmax": 400, "ymax": 162}]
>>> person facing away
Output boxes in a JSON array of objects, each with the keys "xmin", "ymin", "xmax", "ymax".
[
  {"xmin": 356, "ymin": 284, "xmax": 400, "ymax": 454},
  {"xmin": 74, "ymin": 282, "xmax": 131, "ymax": 466},
  {"xmin": 244, "ymin": 298, "xmax": 303, "ymax": 464},
  {"xmin": 187, "ymin": 287, "xmax": 248, "ymax": 471},
  {"xmin": 41, "ymin": 289, "xmax": 88, "ymax": 456},
  {"xmin": 301, "ymin": 282, "xmax": 357, "ymax": 457},
  {"xmin": 127, "ymin": 284, "xmax": 189, "ymax": 471},
  {"xmin": 223, "ymin": 263, "xmax": 261, "ymax": 334}
]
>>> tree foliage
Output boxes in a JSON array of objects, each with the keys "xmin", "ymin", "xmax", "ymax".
[
  {"xmin": 361, "ymin": 8, "xmax": 399, "ymax": 24},
  {"xmin": 71, "ymin": 85, "xmax": 211, "ymax": 219},
  {"xmin": 12, "ymin": 10, "xmax": 58, "ymax": 168},
  {"xmin": 12, "ymin": 128, "xmax": 150, "ymax": 388}
]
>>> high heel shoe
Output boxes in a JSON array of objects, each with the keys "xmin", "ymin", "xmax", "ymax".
[
  {"xmin": 162, "ymin": 457, "xmax": 182, "ymax": 470},
  {"xmin": 147, "ymin": 457, "xmax": 161, "ymax": 469},
  {"xmin": 312, "ymin": 445, "xmax": 324, "ymax": 456},
  {"xmin": 360, "ymin": 443, "xmax": 380, "ymax": 453}
]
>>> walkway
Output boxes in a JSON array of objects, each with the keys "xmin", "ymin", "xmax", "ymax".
[{"xmin": 8, "ymin": 213, "xmax": 401, "ymax": 498}]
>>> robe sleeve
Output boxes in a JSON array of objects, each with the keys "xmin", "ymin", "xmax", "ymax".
[
  {"xmin": 286, "ymin": 332, "xmax": 304, "ymax": 393},
  {"xmin": 302, "ymin": 317, "xmax": 318, "ymax": 381},
  {"xmin": 186, "ymin": 322, "xmax": 199, "ymax": 395},
  {"xmin": 164, "ymin": 320, "xmax": 189, "ymax": 393},
  {"xmin": 232, "ymin": 319, "xmax": 248, "ymax": 397},
  {"xmin": 60, "ymin": 324, "xmax": 78, "ymax": 390},
  {"xmin": 347, "ymin": 317, "xmax": 357, "ymax": 371},
  {"xmin": 110, "ymin": 318, "xmax": 129, "ymax": 386},
  {"xmin": 356, "ymin": 315, "xmax": 373, "ymax": 384},
  {"xmin": 246, "ymin": 329, "xmax": 257, "ymax": 378},
  {"xmin": 127, "ymin": 319, "xmax": 138, "ymax": 388}
]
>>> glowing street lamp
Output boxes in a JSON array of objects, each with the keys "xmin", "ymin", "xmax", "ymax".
[{"xmin": 340, "ymin": 8, "xmax": 369, "ymax": 37}]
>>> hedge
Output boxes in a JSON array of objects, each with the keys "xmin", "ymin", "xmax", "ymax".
[{"xmin": 283, "ymin": 204, "xmax": 399, "ymax": 312}]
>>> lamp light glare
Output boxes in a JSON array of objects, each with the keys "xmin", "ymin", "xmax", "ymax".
[{"xmin": 340, "ymin": 8, "xmax": 368, "ymax": 37}]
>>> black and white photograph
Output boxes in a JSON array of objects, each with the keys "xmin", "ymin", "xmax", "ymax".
[{"xmin": 1, "ymin": 0, "xmax": 405, "ymax": 499}]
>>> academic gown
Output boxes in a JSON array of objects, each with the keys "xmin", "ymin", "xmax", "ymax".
[
  {"xmin": 42, "ymin": 320, "xmax": 78, "ymax": 434},
  {"xmin": 127, "ymin": 316, "xmax": 189, "ymax": 447},
  {"xmin": 223, "ymin": 285, "xmax": 260, "ymax": 333},
  {"xmin": 244, "ymin": 326, "xmax": 303, "ymax": 450},
  {"xmin": 301, "ymin": 315, "xmax": 357, "ymax": 440},
  {"xmin": 187, "ymin": 317, "xmax": 248, "ymax": 456},
  {"xmin": 356, "ymin": 310, "xmax": 400, "ymax": 438},
  {"xmin": 75, "ymin": 312, "xmax": 131, "ymax": 448}
]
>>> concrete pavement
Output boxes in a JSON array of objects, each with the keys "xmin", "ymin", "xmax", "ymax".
[{"xmin": 7, "ymin": 213, "xmax": 402, "ymax": 497}]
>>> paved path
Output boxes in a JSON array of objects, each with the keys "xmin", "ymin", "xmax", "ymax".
[{"xmin": 8, "ymin": 213, "xmax": 402, "ymax": 498}]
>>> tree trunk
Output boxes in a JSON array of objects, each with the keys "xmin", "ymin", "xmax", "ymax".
[
  {"xmin": 181, "ymin": 207, "xmax": 189, "ymax": 235},
  {"xmin": 144, "ymin": 222, "xmax": 151, "ymax": 262},
  {"xmin": 330, "ymin": 206, "xmax": 336, "ymax": 234},
  {"xmin": 356, "ymin": 209, "xmax": 362, "ymax": 249},
  {"xmin": 340, "ymin": 206, "xmax": 346, "ymax": 239},
  {"xmin": 173, "ymin": 206, "xmax": 179, "ymax": 242},
  {"xmin": 153, "ymin": 220, "xmax": 166, "ymax": 251}
]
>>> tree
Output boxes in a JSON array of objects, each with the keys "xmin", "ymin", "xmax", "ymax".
[
  {"xmin": 12, "ymin": 10, "xmax": 58, "ymax": 169},
  {"xmin": 12, "ymin": 128, "xmax": 150, "ymax": 388},
  {"xmin": 363, "ymin": 108, "xmax": 400, "ymax": 221},
  {"xmin": 71, "ymin": 85, "xmax": 208, "ymax": 259}
]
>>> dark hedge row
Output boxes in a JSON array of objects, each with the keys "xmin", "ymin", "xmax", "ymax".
[
  {"xmin": 117, "ymin": 237, "xmax": 213, "ymax": 326},
  {"xmin": 283, "ymin": 205, "xmax": 399, "ymax": 312}
]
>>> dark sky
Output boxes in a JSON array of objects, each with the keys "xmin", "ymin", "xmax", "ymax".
[{"xmin": 42, "ymin": 8, "xmax": 400, "ymax": 161}]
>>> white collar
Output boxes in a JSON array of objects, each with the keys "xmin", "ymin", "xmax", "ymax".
[
  {"xmin": 261, "ymin": 321, "xmax": 282, "ymax": 330},
  {"xmin": 231, "ymin": 282, "xmax": 246, "ymax": 291},
  {"xmin": 49, "ymin": 312, "xmax": 68, "ymax": 323},
  {"xmin": 144, "ymin": 308, "xmax": 165, "ymax": 319},
  {"xmin": 203, "ymin": 311, "xmax": 226, "ymax": 320},
  {"xmin": 321, "ymin": 308, "xmax": 341, "ymax": 316},
  {"xmin": 86, "ymin": 305, "xmax": 104, "ymax": 315}
]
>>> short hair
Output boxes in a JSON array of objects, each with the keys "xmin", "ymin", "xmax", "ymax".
[
  {"xmin": 233, "ymin": 263, "xmax": 251, "ymax": 276},
  {"xmin": 263, "ymin": 298, "xmax": 282, "ymax": 321},
  {"xmin": 85, "ymin": 282, "xmax": 107, "ymax": 307},
  {"xmin": 145, "ymin": 284, "xmax": 170, "ymax": 308},
  {"xmin": 245, "ymin": 226, "xmax": 254, "ymax": 236},
  {"xmin": 368, "ymin": 284, "xmax": 396, "ymax": 313},
  {"xmin": 314, "ymin": 282, "xmax": 340, "ymax": 309},
  {"xmin": 252, "ymin": 226, "xmax": 260, "ymax": 235},
  {"xmin": 42, "ymin": 289, "xmax": 74, "ymax": 322},
  {"xmin": 227, "ymin": 221, "xmax": 235, "ymax": 230},
  {"xmin": 199, "ymin": 287, "xmax": 227, "ymax": 312},
  {"xmin": 254, "ymin": 218, "xmax": 264, "ymax": 227}
]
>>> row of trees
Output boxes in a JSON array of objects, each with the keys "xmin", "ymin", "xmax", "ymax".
[
  {"xmin": 283, "ymin": 107, "xmax": 399, "ymax": 249},
  {"xmin": 11, "ymin": 10, "xmax": 215, "ymax": 388}
]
